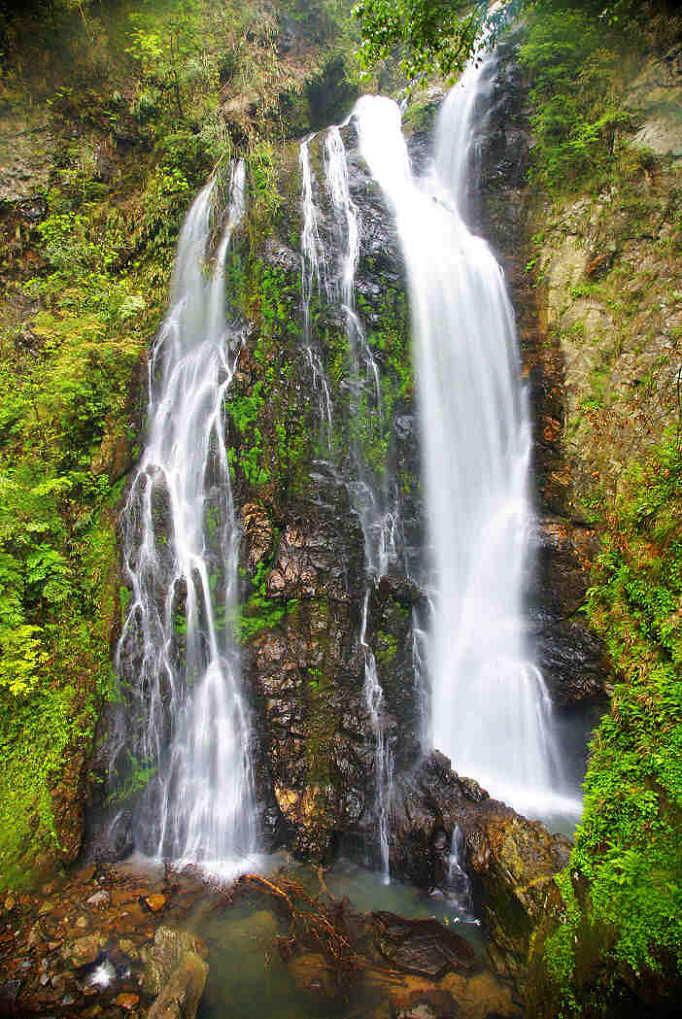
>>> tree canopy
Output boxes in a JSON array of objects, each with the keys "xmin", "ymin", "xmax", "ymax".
[{"xmin": 352, "ymin": 0, "xmax": 659, "ymax": 81}]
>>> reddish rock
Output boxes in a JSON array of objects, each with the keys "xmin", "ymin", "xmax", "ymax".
[
  {"xmin": 143, "ymin": 894, "xmax": 167, "ymax": 913},
  {"xmin": 115, "ymin": 991, "xmax": 140, "ymax": 1010}
]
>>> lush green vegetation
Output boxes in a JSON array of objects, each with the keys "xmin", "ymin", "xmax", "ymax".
[
  {"xmin": 520, "ymin": 4, "xmax": 681, "ymax": 1014},
  {"xmin": 353, "ymin": 0, "xmax": 486, "ymax": 80},
  {"xmin": 518, "ymin": 8, "xmax": 632, "ymax": 193},
  {"xmin": 353, "ymin": 0, "xmax": 667, "ymax": 84},
  {"xmin": 0, "ymin": 0, "xmax": 356, "ymax": 886},
  {"xmin": 533, "ymin": 438, "xmax": 682, "ymax": 1014}
]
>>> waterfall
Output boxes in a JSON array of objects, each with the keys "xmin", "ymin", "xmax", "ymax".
[
  {"xmin": 446, "ymin": 825, "xmax": 474, "ymax": 919},
  {"xmin": 354, "ymin": 55, "xmax": 581, "ymax": 821},
  {"xmin": 299, "ymin": 136, "xmax": 335, "ymax": 453},
  {"xmin": 299, "ymin": 127, "xmax": 397, "ymax": 878},
  {"xmin": 115, "ymin": 162, "xmax": 258, "ymax": 878}
]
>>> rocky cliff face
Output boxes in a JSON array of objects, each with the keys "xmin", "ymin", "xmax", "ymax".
[{"xmin": 90, "ymin": 117, "xmax": 426, "ymax": 862}]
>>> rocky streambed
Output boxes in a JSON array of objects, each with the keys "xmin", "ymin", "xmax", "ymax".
[
  {"xmin": 0, "ymin": 853, "xmax": 520, "ymax": 1019},
  {"xmin": 1, "ymin": 750, "xmax": 579, "ymax": 1019}
]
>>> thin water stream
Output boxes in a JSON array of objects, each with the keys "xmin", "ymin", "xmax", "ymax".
[{"xmin": 299, "ymin": 128, "xmax": 399, "ymax": 878}]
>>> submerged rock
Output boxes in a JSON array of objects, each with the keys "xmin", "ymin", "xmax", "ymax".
[
  {"xmin": 373, "ymin": 911, "xmax": 476, "ymax": 978},
  {"xmin": 141, "ymin": 925, "xmax": 207, "ymax": 998},
  {"xmin": 147, "ymin": 950, "xmax": 208, "ymax": 1019}
]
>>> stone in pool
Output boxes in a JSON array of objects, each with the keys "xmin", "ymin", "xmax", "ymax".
[{"xmin": 373, "ymin": 912, "xmax": 476, "ymax": 979}]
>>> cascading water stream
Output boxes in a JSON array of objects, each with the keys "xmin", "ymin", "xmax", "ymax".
[
  {"xmin": 299, "ymin": 127, "xmax": 398, "ymax": 878},
  {"xmin": 299, "ymin": 136, "xmax": 335, "ymax": 452},
  {"xmin": 354, "ymin": 52, "xmax": 581, "ymax": 823},
  {"xmin": 115, "ymin": 162, "xmax": 258, "ymax": 878},
  {"xmin": 446, "ymin": 824, "xmax": 474, "ymax": 919}
]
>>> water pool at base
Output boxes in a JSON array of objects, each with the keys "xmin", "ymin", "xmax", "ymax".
[{"xmin": 178, "ymin": 857, "xmax": 517, "ymax": 1019}]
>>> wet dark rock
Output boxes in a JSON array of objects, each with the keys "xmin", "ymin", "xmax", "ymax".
[
  {"xmin": 373, "ymin": 911, "xmax": 475, "ymax": 978},
  {"xmin": 389, "ymin": 751, "xmax": 572, "ymax": 975},
  {"xmin": 0, "ymin": 980, "xmax": 21, "ymax": 1013},
  {"xmin": 85, "ymin": 808, "xmax": 134, "ymax": 864},
  {"xmin": 263, "ymin": 235, "xmax": 301, "ymax": 273},
  {"xmin": 533, "ymin": 518, "xmax": 607, "ymax": 705}
]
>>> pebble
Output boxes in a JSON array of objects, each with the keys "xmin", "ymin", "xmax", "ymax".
[
  {"xmin": 86, "ymin": 890, "xmax": 111, "ymax": 909},
  {"xmin": 143, "ymin": 894, "xmax": 166, "ymax": 913},
  {"xmin": 115, "ymin": 991, "xmax": 140, "ymax": 1010},
  {"xmin": 69, "ymin": 934, "xmax": 100, "ymax": 966}
]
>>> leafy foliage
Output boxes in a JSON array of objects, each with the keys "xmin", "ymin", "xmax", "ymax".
[
  {"xmin": 518, "ymin": 8, "xmax": 636, "ymax": 193},
  {"xmin": 353, "ymin": 0, "xmax": 487, "ymax": 80},
  {"xmin": 353, "ymin": 0, "xmax": 662, "ymax": 87},
  {"xmin": 539, "ymin": 439, "xmax": 682, "ymax": 1013}
]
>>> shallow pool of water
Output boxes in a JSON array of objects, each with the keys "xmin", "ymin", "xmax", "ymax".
[{"xmin": 181, "ymin": 857, "xmax": 491, "ymax": 1019}]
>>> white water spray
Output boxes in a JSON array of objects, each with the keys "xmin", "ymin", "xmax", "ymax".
[{"xmin": 354, "ymin": 55, "xmax": 581, "ymax": 822}]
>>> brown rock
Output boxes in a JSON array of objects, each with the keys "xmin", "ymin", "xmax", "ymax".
[
  {"xmin": 69, "ymin": 934, "xmax": 100, "ymax": 966},
  {"xmin": 27, "ymin": 920, "xmax": 45, "ymax": 950},
  {"xmin": 143, "ymin": 894, "xmax": 167, "ymax": 913},
  {"xmin": 373, "ymin": 912, "xmax": 475, "ymax": 979},
  {"xmin": 143, "ymin": 927, "xmax": 208, "ymax": 1019},
  {"xmin": 86, "ymin": 890, "xmax": 111, "ymax": 909},
  {"xmin": 241, "ymin": 502, "xmax": 274, "ymax": 572},
  {"xmin": 147, "ymin": 952, "xmax": 208, "ymax": 1019},
  {"xmin": 115, "ymin": 991, "xmax": 140, "ymax": 1010},
  {"xmin": 141, "ymin": 926, "xmax": 206, "ymax": 997}
]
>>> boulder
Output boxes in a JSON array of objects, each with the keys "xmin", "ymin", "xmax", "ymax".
[
  {"xmin": 372, "ymin": 912, "xmax": 475, "ymax": 978},
  {"xmin": 141, "ymin": 926, "xmax": 206, "ymax": 997},
  {"xmin": 143, "ymin": 926, "xmax": 208, "ymax": 1019},
  {"xmin": 147, "ymin": 952, "xmax": 208, "ymax": 1019}
]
